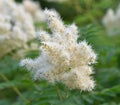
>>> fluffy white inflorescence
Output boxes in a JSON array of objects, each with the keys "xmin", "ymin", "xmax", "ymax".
[
  {"xmin": 0, "ymin": 0, "xmax": 40, "ymax": 58},
  {"xmin": 102, "ymin": 6, "xmax": 120, "ymax": 35},
  {"xmin": 20, "ymin": 9, "xmax": 97, "ymax": 91}
]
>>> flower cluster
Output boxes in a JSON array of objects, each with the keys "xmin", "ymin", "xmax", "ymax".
[
  {"xmin": 20, "ymin": 9, "xmax": 97, "ymax": 91},
  {"xmin": 102, "ymin": 6, "xmax": 120, "ymax": 36},
  {"xmin": 0, "ymin": 0, "xmax": 41, "ymax": 58}
]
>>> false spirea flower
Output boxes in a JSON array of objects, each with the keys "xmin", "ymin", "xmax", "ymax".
[
  {"xmin": 102, "ymin": 6, "xmax": 120, "ymax": 35},
  {"xmin": 0, "ymin": 0, "xmax": 37, "ymax": 58},
  {"xmin": 20, "ymin": 9, "xmax": 97, "ymax": 91}
]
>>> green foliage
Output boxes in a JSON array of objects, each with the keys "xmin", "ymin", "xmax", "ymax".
[{"xmin": 0, "ymin": 0, "xmax": 120, "ymax": 105}]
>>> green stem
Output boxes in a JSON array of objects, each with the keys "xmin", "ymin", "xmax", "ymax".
[
  {"xmin": 55, "ymin": 85, "xmax": 63, "ymax": 102},
  {"xmin": 0, "ymin": 72, "xmax": 30, "ymax": 104}
]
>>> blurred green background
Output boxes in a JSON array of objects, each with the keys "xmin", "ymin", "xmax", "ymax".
[{"xmin": 0, "ymin": 0, "xmax": 120, "ymax": 105}]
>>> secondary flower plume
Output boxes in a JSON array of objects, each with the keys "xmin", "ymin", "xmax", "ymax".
[
  {"xmin": 23, "ymin": 0, "xmax": 45, "ymax": 22},
  {"xmin": 20, "ymin": 9, "xmax": 97, "ymax": 91},
  {"xmin": 0, "ymin": 0, "xmax": 43, "ymax": 58},
  {"xmin": 102, "ymin": 5, "xmax": 120, "ymax": 35}
]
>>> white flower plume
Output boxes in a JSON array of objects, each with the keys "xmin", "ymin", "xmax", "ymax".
[{"xmin": 20, "ymin": 9, "xmax": 97, "ymax": 91}]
